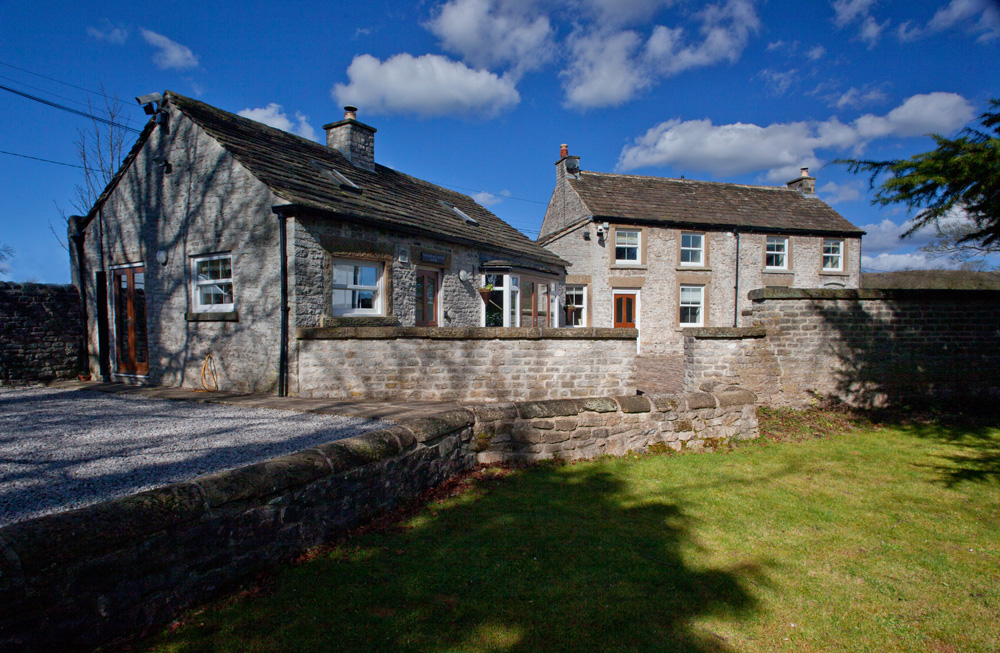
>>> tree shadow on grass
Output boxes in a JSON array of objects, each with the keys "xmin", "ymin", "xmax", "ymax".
[
  {"xmin": 149, "ymin": 462, "xmax": 769, "ymax": 653},
  {"xmin": 886, "ymin": 414, "xmax": 1000, "ymax": 488}
]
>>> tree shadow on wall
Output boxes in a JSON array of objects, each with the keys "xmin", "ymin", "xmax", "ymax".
[
  {"xmin": 806, "ymin": 296, "xmax": 1000, "ymax": 487},
  {"xmin": 806, "ymin": 297, "xmax": 1000, "ymax": 411},
  {"xmin": 151, "ymin": 462, "xmax": 770, "ymax": 652}
]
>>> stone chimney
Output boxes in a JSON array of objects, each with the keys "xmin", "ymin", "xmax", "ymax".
[
  {"xmin": 786, "ymin": 166, "xmax": 816, "ymax": 197},
  {"xmin": 323, "ymin": 106, "xmax": 376, "ymax": 171},
  {"xmin": 555, "ymin": 143, "xmax": 581, "ymax": 182}
]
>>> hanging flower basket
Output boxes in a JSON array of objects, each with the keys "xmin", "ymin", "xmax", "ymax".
[
  {"xmin": 564, "ymin": 305, "xmax": 578, "ymax": 320},
  {"xmin": 477, "ymin": 284, "xmax": 494, "ymax": 304}
]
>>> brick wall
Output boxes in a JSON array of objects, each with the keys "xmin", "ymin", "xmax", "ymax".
[
  {"xmin": 0, "ymin": 283, "xmax": 82, "ymax": 384},
  {"xmin": 683, "ymin": 289, "xmax": 1000, "ymax": 408},
  {"xmin": 294, "ymin": 326, "xmax": 639, "ymax": 401},
  {"xmin": 0, "ymin": 389, "xmax": 758, "ymax": 650}
]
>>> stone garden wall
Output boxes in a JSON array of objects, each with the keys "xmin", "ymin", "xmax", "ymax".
[
  {"xmin": 295, "ymin": 326, "xmax": 639, "ymax": 401},
  {"xmin": 0, "ymin": 388, "xmax": 756, "ymax": 651},
  {"xmin": 683, "ymin": 288, "xmax": 1000, "ymax": 408},
  {"xmin": 0, "ymin": 282, "xmax": 82, "ymax": 385}
]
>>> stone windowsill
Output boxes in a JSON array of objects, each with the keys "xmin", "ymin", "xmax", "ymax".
[
  {"xmin": 762, "ymin": 269, "xmax": 795, "ymax": 275},
  {"xmin": 185, "ymin": 311, "xmax": 239, "ymax": 322},
  {"xmin": 819, "ymin": 270, "xmax": 850, "ymax": 277},
  {"xmin": 610, "ymin": 264, "xmax": 647, "ymax": 271},
  {"xmin": 675, "ymin": 266, "xmax": 711, "ymax": 272}
]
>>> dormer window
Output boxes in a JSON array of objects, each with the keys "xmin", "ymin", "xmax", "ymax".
[
  {"xmin": 309, "ymin": 160, "xmax": 361, "ymax": 193},
  {"xmin": 440, "ymin": 200, "xmax": 478, "ymax": 226}
]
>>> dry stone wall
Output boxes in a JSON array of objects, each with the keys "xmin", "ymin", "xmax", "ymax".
[
  {"xmin": 295, "ymin": 326, "xmax": 640, "ymax": 401},
  {"xmin": 0, "ymin": 283, "xmax": 82, "ymax": 384},
  {"xmin": 683, "ymin": 288, "xmax": 1000, "ymax": 408},
  {"xmin": 0, "ymin": 388, "xmax": 758, "ymax": 651}
]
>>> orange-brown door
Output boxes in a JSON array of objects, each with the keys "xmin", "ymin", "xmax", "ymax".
[
  {"xmin": 614, "ymin": 293, "xmax": 636, "ymax": 328},
  {"xmin": 415, "ymin": 269, "xmax": 438, "ymax": 326},
  {"xmin": 112, "ymin": 265, "xmax": 149, "ymax": 375}
]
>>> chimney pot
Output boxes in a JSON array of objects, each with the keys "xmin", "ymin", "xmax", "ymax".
[
  {"xmin": 800, "ymin": 167, "xmax": 809, "ymax": 177},
  {"xmin": 560, "ymin": 143, "xmax": 568, "ymax": 157},
  {"xmin": 344, "ymin": 105, "xmax": 358, "ymax": 120}
]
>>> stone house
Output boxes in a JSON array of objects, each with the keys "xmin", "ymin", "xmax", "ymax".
[
  {"xmin": 538, "ymin": 146, "xmax": 864, "ymax": 355},
  {"xmin": 72, "ymin": 91, "xmax": 566, "ymax": 394}
]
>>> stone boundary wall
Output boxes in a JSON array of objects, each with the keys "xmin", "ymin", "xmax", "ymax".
[
  {"xmin": 295, "ymin": 326, "xmax": 639, "ymax": 402},
  {"xmin": 0, "ymin": 388, "xmax": 757, "ymax": 651},
  {"xmin": 683, "ymin": 288, "xmax": 1000, "ymax": 408},
  {"xmin": 0, "ymin": 282, "xmax": 82, "ymax": 385}
]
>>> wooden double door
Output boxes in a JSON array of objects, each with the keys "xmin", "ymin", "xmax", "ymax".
[
  {"xmin": 614, "ymin": 293, "xmax": 636, "ymax": 328},
  {"xmin": 112, "ymin": 265, "xmax": 149, "ymax": 375}
]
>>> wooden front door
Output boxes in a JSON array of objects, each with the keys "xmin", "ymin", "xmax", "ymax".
[
  {"xmin": 112, "ymin": 265, "xmax": 149, "ymax": 375},
  {"xmin": 415, "ymin": 269, "xmax": 438, "ymax": 326},
  {"xmin": 614, "ymin": 293, "xmax": 636, "ymax": 328}
]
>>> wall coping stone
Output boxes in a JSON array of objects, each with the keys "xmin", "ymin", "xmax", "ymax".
[
  {"xmin": 615, "ymin": 395, "xmax": 651, "ymax": 413},
  {"xmin": 297, "ymin": 326, "xmax": 638, "ymax": 340},
  {"xmin": 0, "ymin": 281, "xmax": 77, "ymax": 293},
  {"xmin": 748, "ymin": 288, "xmax": 1000, "ymax": 302},
  {"xmin": 576, "ymin": 397, "xmax": 619, "ymax": 413},
  {"xmin": 402, "ymin": 410, "xmax": 476, "ymax": 443},
  {"xmin": 685, "ymin": 391, "xmax": 718, "ymax": 410},
  {"xmin": 686, "ymin": 326, "xmax": 766, "ymax": 339},
  {"xmin": 468, "ymin": 403, "xmax": 519, "ymax": 422},
  {"xmin": 515, "ymin": 399, "xmax": 580, "ymax": 419},
  {"xmin": 716, "ymin": 388, "xmax": 758, "ymax": 407}
]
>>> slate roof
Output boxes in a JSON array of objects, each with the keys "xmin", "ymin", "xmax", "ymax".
[
  {"xmin": 89, "ymin": 91, "xmax": 565, "ymax": 270},
  {"xmin": 564, "ymin": 170, "xmax": 863, "ymax": 236}
]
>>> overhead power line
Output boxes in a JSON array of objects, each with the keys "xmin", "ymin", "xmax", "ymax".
[
  {"xmin": 0, "ymin": 60, "xmax": 107, "ymax": 98},
  {"xmin": 0, "ymin": 73, "xmax": 97, "ymax": 110},
  {"xmin": 0, "ymin": 149, "xmax": 96, "ymax": 171},
  {"xmin": 0, "ymin": 83, "xmax": 142, "ymax": 134}
]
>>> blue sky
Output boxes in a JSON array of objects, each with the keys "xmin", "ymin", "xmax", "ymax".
[{"xmin": 1, "ymin": 0, "xmax": 997, "ymax": 282}]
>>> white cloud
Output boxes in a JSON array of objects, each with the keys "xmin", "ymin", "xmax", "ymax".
[
  {"xmin": 818, "ymin": 181, "xmax": 862, "ymax": 204},
  {"xmin": 581, "ymin": 0, "xmax": 677, "ymax": 25},
  {"xmin": 472, "ymin": 191, "xmax": 502, "ymax": 206},
  {"xmin": 831, "ymin": 0, "xmax": 877, "ymax": 27},
  {"xmin": 806, "ymin": 44, "xmax": 826, "ymax": 60},
  {"xmin": 896, "ymin": 21, "xmax": 924, "ymax": 42},
  {"xmin": 858, "ymin": 15, "xmax": 888, "ymax": 46},
  {"xmin": 238, "ymin": 104, "xmax": 317, "ymax": 141},
  {"xmin": 87, "ymin": 23, "xmax": 129, "ymax": 44},
  {"xmin": 141, "ymin": 29, "xmax": 199, "ymax": 70},
  {"xmin": 830, "ymin": 85, "xmax": 888, "ymax": 110},
  {"xmin": 562, "ymin": 0, "xmax": 760, "ymax": 109},
  {"xmin": 758, "ymin": 68, "xmax": 797, "ymax": 95},
  {"xmin": 644, "ymin": 0, "xmax": 760, "ymax": 76},
  {"xmin": 928, "ymin": 0, "xmax": 1000, "ymax": 42},
  {"xmin": 426, "ymin": 0, "xmax": 554, "ymax": 75},
  {"xmin": 617, "ymin": 92, "xmax": 975, "ymax": 180},
  {"xmin": 861, "ymin": 252, "xmax": 937, "ymax": 271},
  {"xmin": 561, "ymin": 30, "xmax": 648, "ymax": 109},
  {"xmin": 332, "ymin": 53, "xmax": 520, "ymax": 117}
]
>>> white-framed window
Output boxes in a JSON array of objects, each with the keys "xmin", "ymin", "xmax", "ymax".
[
  {"xmin": 615, "ymin": 229, "xmax": 640, "ymax": 264},
  {"xmin": 565, "ymin": 285, "xmax": 587, "ymax": 327},
  {"xmin": 331, "ymin": 258, "xmax": 383, "ymax": 316},
  {"xmin": 765, "ymin": 236, "xmax": 788, "ymax": 269},
  {"xmin": 679, "ymin": 285, "xmax": 704, "ymax": 327},
  {"xmin": 822, "ymin": 239, "xmax": 844, "ymax": 271},
  {"xmin": 680, "ymin": 232, "xmax": 704, "ymax": 266},
  {"xmin": 191, "ymin": 253, "xmax": 235, "ymax": 313}
]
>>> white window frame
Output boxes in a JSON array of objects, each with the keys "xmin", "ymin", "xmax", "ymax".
[
  {"xmin": 565, "ymin": 285, "xmax": 587, "ymax": 327},
  {"xmin": 331, "ymin": 258, "xmax": 384, "ymax": 317},
  {"xmin": 679, "ymin": 232, "xmax": 704, "ymax": 267},
  {"xmin": 822, "ymin": 239, "xmax": 844, "ymax": 272},
  {"xmin": 191, "ymin": 253, "xmax": 235, "ymax": 313},
  {"xmin": 765, "ymin": 236, "xmax": 788, "ymax": 270},
  {"xmin": 614, "ymin": 229, "xmax": 640, "ymax": 265},
  {"xmin": 679, "ymin": 285, "xmax": 704, "ymax": 327},
  {"xmin": 481, "ymin": 273, "xmax": 520, "ymax": 327}
]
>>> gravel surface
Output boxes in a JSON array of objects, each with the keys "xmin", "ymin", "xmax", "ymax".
[{"xmin": 0, "ymin": 386, "xmax": 391, "ymax": 526}]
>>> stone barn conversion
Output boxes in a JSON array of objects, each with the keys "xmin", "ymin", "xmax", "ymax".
[{"xmin": 71, "ymin": 91, "xmax": 574, "ymax": 397}]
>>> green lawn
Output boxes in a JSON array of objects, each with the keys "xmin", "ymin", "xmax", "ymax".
[{"xmin": 141, "ymin": 411, "xmax": 1000, "ymax": 652}]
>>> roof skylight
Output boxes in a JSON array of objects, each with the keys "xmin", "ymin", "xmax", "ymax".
[
  {"xmin": 310, "ymin": 159, "xmax": 361, "ymax": 193},
  {"xmin": 440, "ymin": 200, "xmax": 478, "ymax": 226}
]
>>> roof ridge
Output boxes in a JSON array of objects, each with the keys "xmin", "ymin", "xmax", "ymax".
[{"xmin": 577, "ymin": 169, "xmax": 796, "ymax": 193}]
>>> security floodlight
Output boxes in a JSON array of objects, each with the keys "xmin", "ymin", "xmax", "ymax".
[{"xmin": 136, "ymin": 92, "xmax": 164, "ymax": 106}]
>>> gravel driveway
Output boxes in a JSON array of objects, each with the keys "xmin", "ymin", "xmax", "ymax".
[{"xmin": 0, "ymin": 386, "xmax": 391, "ymax": 526}]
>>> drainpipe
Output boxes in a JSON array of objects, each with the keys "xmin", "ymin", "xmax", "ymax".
[
  {"xmin": 69, "ymin": 216, "xmax": 89, "ymax": 377},
  {"xmin": 277, "ymin": 211, "xmax": 289, "ymax": 397},
  {"xmin": 733, "ymin": 229, "xmax": 741, "ymax": 327}
]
